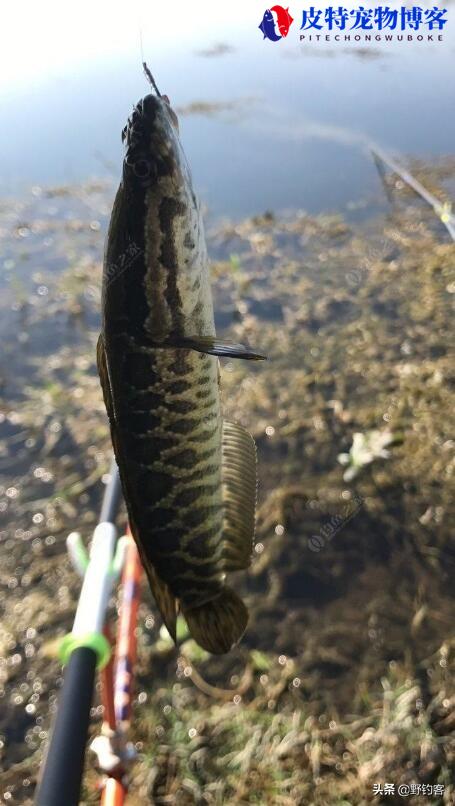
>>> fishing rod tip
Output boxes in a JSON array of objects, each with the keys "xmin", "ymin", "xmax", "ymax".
[{"xmin": 142, "ymin": 61, "xmax": 162, "ymax": 97}]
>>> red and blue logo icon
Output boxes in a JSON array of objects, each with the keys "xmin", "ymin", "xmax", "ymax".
[{"xmin": 259, "ymin": 6, "xmax": 294, "ymax": 41}]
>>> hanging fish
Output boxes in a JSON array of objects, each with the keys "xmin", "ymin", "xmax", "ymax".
[{"xmin": 97, "ymin": 65, "xmax": 265, "ymax": 654}]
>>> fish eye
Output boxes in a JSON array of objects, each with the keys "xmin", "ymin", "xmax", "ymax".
[{"xmin": 133, "ymin": 159, "xmax": 151, "ymax": 178}]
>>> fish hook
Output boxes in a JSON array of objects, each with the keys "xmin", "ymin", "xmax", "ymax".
[{"xmin": 142, "ymin": 61, "xmax": 162, "ymax": 97}]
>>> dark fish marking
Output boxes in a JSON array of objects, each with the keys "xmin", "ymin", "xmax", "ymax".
[
  {"xmin": 169, "ymin": 353, "xmax": 192, "ymax": 376},
  {"xmin": 146, "ymin": 435, "xmax": 175, "ymax": 453},
  {"xmin": 186, "ymin": 538, "xmax": 213, "ymax": 560},
  {"xmin": 177, "ymin": 483, "xmax": 219, "ymax": 508},
  {"xmin": 169, "ymin": 559, "xmax": 219, "ymax": 584},
  {"xmin": 192, "ymin": 300, "xmax": 203, "ymax": 318},
  {"xmin": 167, "ymin": 448, "xmax": 197, "ymax": 467},
  {"xmin": 159, "ymin": 197, "xmax": 186, "ymax": 335},
  {"xmin": 129, "ymin": 434, "xmax": 175, "ymax": 456},
  {"xmin": 171, "ymin": 418, "xmax": 199, "ymax": 435},
  {"xmin": 107, "ymin": 315, "xmax": 131, "ymax": 336},
  {"xmin": 171, "ymin": 399, "xmax": 195, "ymax": 415},
  {"xmin": 184, "ymin": 232, "xmax": 195, "ymax": 249},
  {"xmin": 125, "ymin": 269, "xmax": 150, "ymax": 330},
  {"xmin": 125, "ymin": 411, "xmax": 161, "ymax": 433},
  {"xmin": 152, "ymin": 507, "xmax": 177, "ymax": 527},
  {"xmin": 196, "ymin": 387, "xmax": 213, "ymax": 400},
  {"xmin": 176, "ymin": 488, "xmax": 204, "ymax": 507},
  {"xmin": 127, "ymin": 390, "xmax": 164, "ymax": 409},
  {"xmin": 167, "ymin": 380, "xmax": 191, "ymax": 394},
  {"xmin": 137, "ymin": 470, "xmax": 174, "ymax": 499},
  {"xmin": 124, "ymin": 352, "xmax": 157, "ymax": 386},
  {"xmin": 184, "ymin": 506, "xmax": 218, "ymax": 529},
  {"xmin": 124, "ymin": 420, "xmax": 164, "ymax": 446},
  {"xmin": 152, "ymin": 528, "xmax": 182, "ymax": 553},
  {"xmin": 153, "ymin": 555, "xmax": 185, "ymax": 582},
  {"xmin": 159, "ymin": 197, "xmax": 185, "ymax": 270},
  {"xmin": 198, "ymin": 397, "xmax": 217, "ymax": 412},
  {"xmin": 184, "ymin": 423, "xmax": 219, "ymax": 442}
]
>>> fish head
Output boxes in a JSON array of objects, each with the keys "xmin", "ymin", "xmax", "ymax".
[
  {"xmin": 122, "ymin": 94, "xmax": 189, "ymax": 192},
  {"xmin": 120, "ymin": 94, "xmax": 212, "ymax": 338}
]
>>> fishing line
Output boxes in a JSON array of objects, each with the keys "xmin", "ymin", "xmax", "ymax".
[{"xmin": 136, "ymin": 6, "xmax": 161, "ymax": 96}]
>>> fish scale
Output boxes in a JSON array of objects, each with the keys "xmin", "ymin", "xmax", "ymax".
[{"xmin": 98, "ymin": 80, "xmax": 264, "ymax": 654}]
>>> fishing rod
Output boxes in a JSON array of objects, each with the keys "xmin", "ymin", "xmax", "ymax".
[
  {"xmin": 371, "ymin": 145, "xmax": 455, "ymax": 241},
  {"xmin": 95, "ymin": 527, "xmax": 142, "ymax": 806},
  {"xmin": 35, "ymin": 458, "xmax": 127, "ymax": 806}
]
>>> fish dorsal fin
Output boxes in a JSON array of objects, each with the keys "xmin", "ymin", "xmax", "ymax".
[
  {"xmin": 97, "ymin": 334, "xmax": 124, "ymax": 462},
  {"xmin": 221, "ymin": 420, "xmax": 257, "ymax": 571},
  {"xmin": 97, "ymin": 334, "xmax": 115, "ymax": 426}
]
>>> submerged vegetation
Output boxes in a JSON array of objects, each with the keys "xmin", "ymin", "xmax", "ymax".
[{"xmin": 0, "ymin": 160, "xmax": 454, "ymax": 803}]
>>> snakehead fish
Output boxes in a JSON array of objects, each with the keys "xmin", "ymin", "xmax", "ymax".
[{"xmin": 97, "ymin": 70, "xmax": 265, "ymax": 654}]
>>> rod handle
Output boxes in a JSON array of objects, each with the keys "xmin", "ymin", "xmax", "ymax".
[{"xmin": 34, "ymin": 647, "xmax": 97, "ymax": 806}]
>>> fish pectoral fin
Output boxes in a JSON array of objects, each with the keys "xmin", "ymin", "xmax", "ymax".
[
  {"xmin": 221, "ymin": 419, "xmax": 257, "ymax": 571},
  {"xmin": 176, "ymin": 336, "xmax": 266, "ymax": 361},
  {"xmin": 145, "ymin": 561, "xmax": 178, "ymax": 642}
]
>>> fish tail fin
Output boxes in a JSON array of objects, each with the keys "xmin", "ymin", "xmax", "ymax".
[{"xmin": 181, "ymin": 588, "xmax": 248, "ymax": 655}]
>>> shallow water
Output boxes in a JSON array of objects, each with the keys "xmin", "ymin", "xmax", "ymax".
[{"xmin": 1, "ymin": 29, "xmax": 454, "ymax": 218}]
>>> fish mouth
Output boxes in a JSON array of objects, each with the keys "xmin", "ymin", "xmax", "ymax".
[{"xmin": 122, "ymin": 95, "xmax": 178, "ymax": 186}]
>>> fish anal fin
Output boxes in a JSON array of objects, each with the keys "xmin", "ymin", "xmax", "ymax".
[
  {"xmin": 144, "ymin": 561, "xmax": 178, "ymax": 642},
  {"xmin": 221, "ymin": 419, "xmax": 257, "ymax": 572}
]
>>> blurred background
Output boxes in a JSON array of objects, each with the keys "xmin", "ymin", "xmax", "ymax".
[
  {"xmin": 1, "ymin": 0, "xmax": 454, "ymax": 214},
  {"xmin": 0, "ymin": 1, "xmax": 454, "ymax": 803}
]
